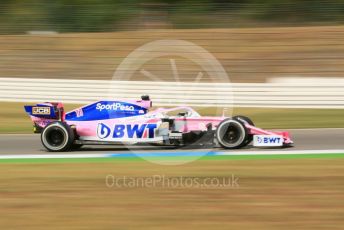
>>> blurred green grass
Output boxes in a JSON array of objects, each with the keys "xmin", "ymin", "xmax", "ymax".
[
  {"xmin": 1, "ymin": 158, "xmax": 344, "ymax": 229},
  {"xmin": 2, "ymin": 102, "xmax": 344, "ymax": 133}
]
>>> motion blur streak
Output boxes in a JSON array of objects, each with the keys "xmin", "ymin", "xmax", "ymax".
[
  {"xmin": 0, "ymin": 1, "xmax": 344, "ymax": 83},
  {"xmin": 1, "ymin": 1, "xmax": 344, "ymax": 229},
  {"xmin": 2, "ymin": 77, "xmax": 344, "ymax": 108}
]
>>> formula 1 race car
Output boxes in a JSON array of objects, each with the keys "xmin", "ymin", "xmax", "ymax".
[{"xmin": 24, "ymin": 96, "xmax": 293, "ymax": 152}]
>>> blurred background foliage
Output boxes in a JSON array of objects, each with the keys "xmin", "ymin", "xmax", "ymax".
[{"xmin": 0, "ymin": 0, "xmax": 344, "ymax": 34}]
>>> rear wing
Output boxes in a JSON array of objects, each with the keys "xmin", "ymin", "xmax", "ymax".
[{"xmin": 24, "ymin": 102, "xmax": 65, "ymax": 133}]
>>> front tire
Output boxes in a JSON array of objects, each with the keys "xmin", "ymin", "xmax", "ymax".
[
  {"xmin": 216, "ymin": 119, "xmax": 248, "ymax": 149},
  {"xmin": 41, "ymin": 122, "xmax": 74, "ymax": 152},
  {"xmin": 233, "ymin": 115, "xmax": 254, "ymax": 146}
]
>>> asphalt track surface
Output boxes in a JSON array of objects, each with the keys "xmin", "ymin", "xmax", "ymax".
[{"xmin": 1, "ymin": 128, "xmax": 344, "ymax": 155}]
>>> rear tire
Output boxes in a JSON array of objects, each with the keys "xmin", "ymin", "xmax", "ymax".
[
  {"xmin": 216, "ymin": 119, "xmax": 248, "ymax": 149},
  {"xmin": 41, "ymin": 122, "xmax": 74, "ymax": 152}
]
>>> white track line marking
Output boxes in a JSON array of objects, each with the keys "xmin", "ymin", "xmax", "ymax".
[
  {"xmin": 216, "ymin": 149, "xmax": 344, "ymax": 156},
  {"xmin": 0, "ymin": 149, "xmax": 343, "ymax": 160},
  {"xmin": 0, "ymin": 153, "xmax": 110, "ymax": 159}
]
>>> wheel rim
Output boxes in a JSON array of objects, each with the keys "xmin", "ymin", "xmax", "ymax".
[
  {"xmin": 45, "ymin": 128, "xmax": 66, "ymax": 147},
  {"xmin": 223, "ymin": 125, "xmax": 241, "ymax": 144},
  {"xmin": 217, "ymin": 120, "xmax": 245, "ymax": 148}
]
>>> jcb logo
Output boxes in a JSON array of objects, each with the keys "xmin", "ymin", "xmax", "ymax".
[{"xmin": 32, "ymin": 107, "xmax": 51, "ymax": 115}]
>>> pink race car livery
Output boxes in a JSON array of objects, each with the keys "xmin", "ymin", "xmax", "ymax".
[{"xmin": 24, "ymin": 95, "xmax": 293, "ymax": 152}]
